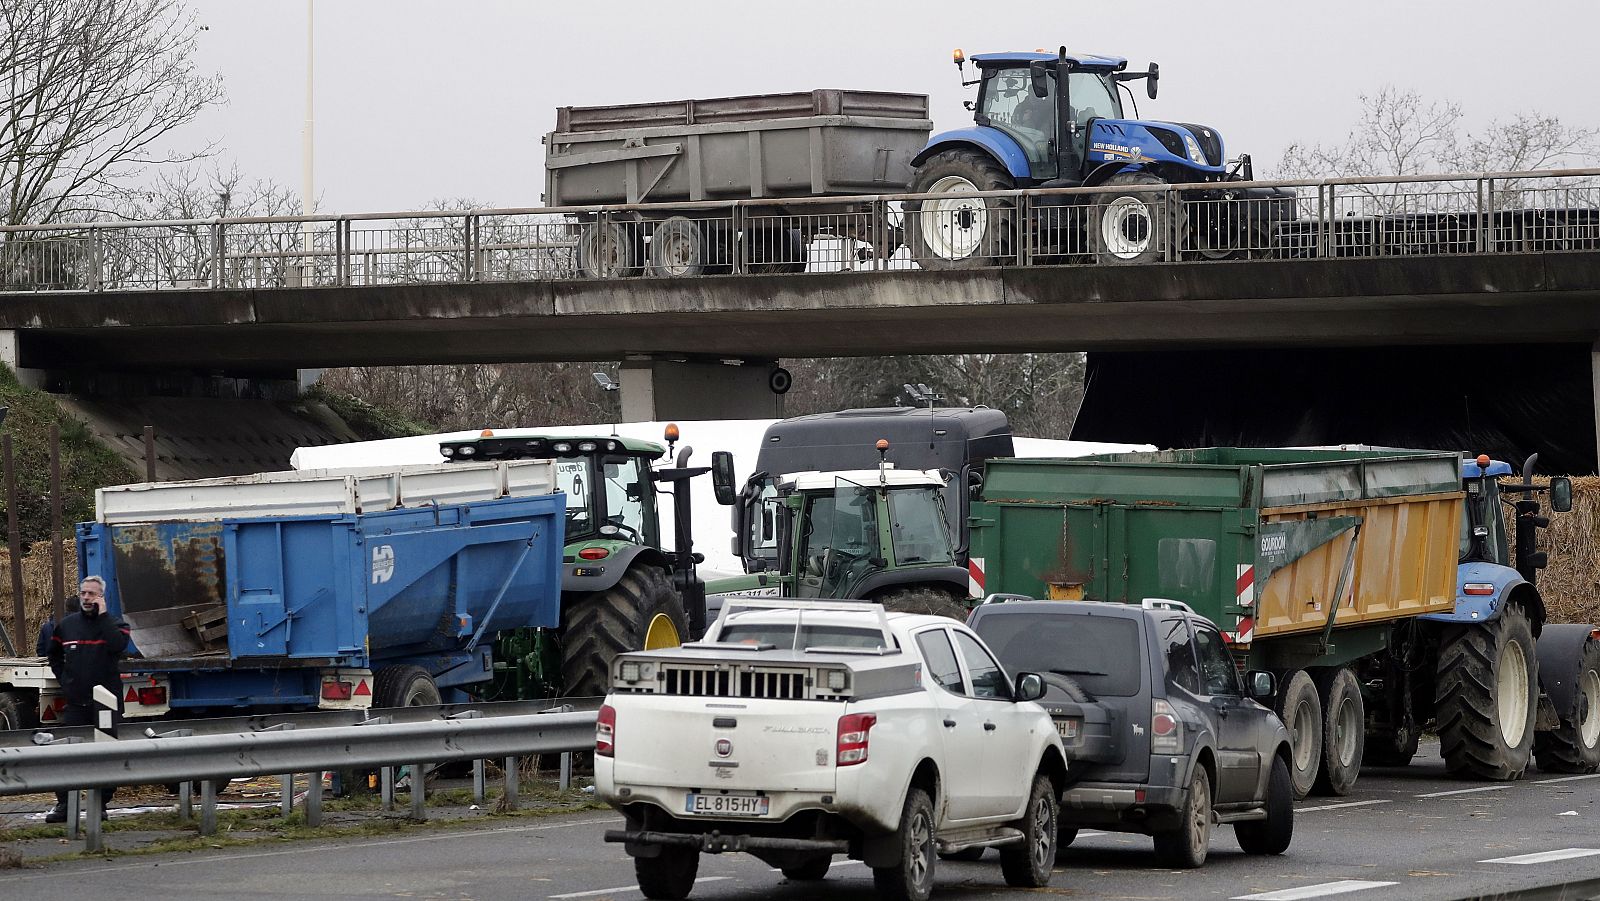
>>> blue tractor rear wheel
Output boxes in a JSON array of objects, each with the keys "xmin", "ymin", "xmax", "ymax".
[{"xmin": 905, "ymin": 149, "xmax": 1015, "ymax": 269}]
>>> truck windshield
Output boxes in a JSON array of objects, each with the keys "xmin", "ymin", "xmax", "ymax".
[
  {"xmin": 1459, "ymin": 477, "xmax": 1508, "ymax": 564},
  {"xmin": 555, "ymin": 458, "xmax": 594, "ymax": 537},
  {"xmin": 719, "ymin": 623, "xmax": 887, "ymax": 650},
  {"xmin": 977, "ymin": 613, "xmax": 1142, "ymax": 698},
  {"xmin": 601, "ymin": 455, "xmax": 656, "ymax": 546},
  {"xmin": 796, "ymin": 479, "xmax": 880, "ymax": 598},
  {"xmin": 1067, "ymin": 72, "xmax": 1120, "ymax": 126},
  {"xmin": 979, "ymin": 66, "xmax": 1056, "ymax": 176},
  {"xmin": 888, "ymin": 487, "xmax": 954, "ymax": 565}
]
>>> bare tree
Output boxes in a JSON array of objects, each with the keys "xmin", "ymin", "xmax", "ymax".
[{"xmin": 1, "ymin": 0, "xmax": 223, "ymax": 227}]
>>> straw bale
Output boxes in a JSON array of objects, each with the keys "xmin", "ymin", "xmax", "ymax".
[
  {"xmin": 0, "ymin": 538, "xmax": 78, "ymax": 652},
  {"xmin": 1511, "ymin": 476, "xmax": 1600, "ymax": 625}
]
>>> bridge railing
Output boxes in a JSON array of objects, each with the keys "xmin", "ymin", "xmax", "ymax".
[{"xmin": 1, "ymin": 168, "xmax": 1597, "ymax": 293}]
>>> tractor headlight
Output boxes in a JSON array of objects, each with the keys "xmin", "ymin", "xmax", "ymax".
[{"xmin": 1183, "ymin": 133, "xmax": 1206, "ymax": 166}]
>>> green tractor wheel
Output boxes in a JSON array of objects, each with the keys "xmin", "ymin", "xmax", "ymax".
[{"xmin": 560, "ymin": 564, "xmax": 687, "ymax": 699}]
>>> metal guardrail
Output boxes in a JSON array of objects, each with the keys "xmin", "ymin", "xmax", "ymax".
[{"xmin": 0, "ymin": 168, "xmax": 1596, "ymax": 294}]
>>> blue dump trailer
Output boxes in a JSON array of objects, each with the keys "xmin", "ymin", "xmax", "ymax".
[{"xmin": 61, "ymin": 461, "xmax": 565, "ymax": 718}]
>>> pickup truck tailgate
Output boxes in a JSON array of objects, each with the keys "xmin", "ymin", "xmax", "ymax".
[{"xmin": 611, "ymin": 694, "xmax": 840, "ymax": 794}]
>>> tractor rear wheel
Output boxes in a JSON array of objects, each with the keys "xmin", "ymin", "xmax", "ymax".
[
  {"xmin": 905, "ymin": 149, "xmax": 1014, "ymax": 270},
  {"xmin": 1534, "ymin": 639, "xmax": 1600, "ymax": 774},
  {"xmin": 1436, "ymin": 603, "xmax": 1539, "ymax": 780},
  {"xmin": 373, "ymin": 665, "xmax": 442, "ymax": 709},
  {"xmin": 560, "ymin": 564, "xmax": 686, "ymax": 699},
  {"xmin": 1091, "ymin": 172, "xmax": 1187, "ymax": 265}
]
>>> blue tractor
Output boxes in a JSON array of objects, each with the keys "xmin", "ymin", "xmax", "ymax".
[{"xmin": 907, "ymin": 47, "xmax": 1291, "ymax": 267}]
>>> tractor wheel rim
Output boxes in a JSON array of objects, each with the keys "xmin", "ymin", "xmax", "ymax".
[
  {"xmin": 1579, "ymin": 669, "xmax": 1600, "ymax": 750},
  {"xmin": 1498, "ymin": 638, "xmax": 1531, "ymax": 748},
  {"xmin": 1333, "ymin": 693, "xmax": 1360, "ymax": 769},
  {"xmin": 644, "ymin": 613, "xmax": 682, "ymax": 650},
  {"xmin": 1102, "ymin": 195, "xmax": 1153, "ymax": 258},
  {"xmin": 921, "ymin": 175, "xmax": 986, "ymax": 259},
  {"xmin": 1290, "ymin": 696, "xmax": 1316, "ymax": 772}
]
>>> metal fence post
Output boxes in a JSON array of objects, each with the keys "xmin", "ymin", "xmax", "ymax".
[
  {"xmin": 409, "ymin": 761, "xmax": 426, "ymax": 820},
  {"xmin": 1163, "ymin": 187, "xmax": 1177, "ymax": 263},
  {"xmin": 85, "ymin": 790, "xmax": 104, "ymax": 852},
  {"xmin": 730, "ymin": 204, "xmax": 745, "ymax": 275},
  {"xmin": 464, "ymin": 213, "xmax": 478, "ymax": 282},
  {"xmin": 559, "ymin": 751, "xmax": 572, "ymax": 791},
  {"xmin": 88, "ymin": 225, "xmax": 103, "ymax": 291},
  {"xmin": 199, "ymin": 779, "xmax": 218, "ymax": 836},
  {"xmin": 179, "ymin": 780, "xmax": 193, "ymax": 821},
  {"xmin": 503, "ymin": 756, "xmax": 519, "ymax": 810},
  {"xmin": 306, "ymin": 770, "xmax": 323, "ymax": 826},
  {"xmin": 1317, "ymin": 184, "xmax": 1330, "ymax": 259},
  {"xmin": 472, "ymin": 758, "xmax": 486, "ymax": 804},
  {"xmin": 380, "ymin": 765, "xmax": 395, "ymax": 811},
  {"xmin": 65, "ymin": 789, "xmax": 80, "ymax": 840},
  {"xmin": 211, "ymin": 220, "xmax": 225, "ymax": 288},
  {"xmin": 1018, "ymin": 193, "xmax": 1032, "ymax": 267},
  {"xmin": 280, "ymin": 773, "xmax": 295, "ymax": 816}
]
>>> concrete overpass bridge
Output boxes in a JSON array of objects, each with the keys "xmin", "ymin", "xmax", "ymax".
[{"xmin": 3, "ymin": 168, "xmax": 1599, "ymax": 468}]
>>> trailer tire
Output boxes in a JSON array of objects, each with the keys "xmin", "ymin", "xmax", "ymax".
[
  {"xmin": 905, "ymin": 149, "xmax": 1014, "ymax": 270},
  {"xmin": 577, "ymin": 221, "xmax": 640, "ymax": 278},
  {"xmin": 373, "ymin": 665, "xmax": 442, "ymax": 709},
  {"xmin": 1275, "ymin": 670, "xmax": 1323, "ymax": 799},
  {"xmin": 635, "ymin": 846, "xmax": 699, "ymax": 900},
  {"xmin": 872, "ymin": 785, "xmax": 937, "ymax": 901},
  {"xmin": 1533, "ymin": 639, "xmax": 1600, "ymax": 774},
  {"xmin": 1437, "ymin": 603, "xmax": 1539, "ymax": 780},
  {"xmin": 1234, "ymin": 754, "xmax": 1294, "ymax": 855},
  {"xmin": 1000, "ymin": 772, "xmax": 1057, "ymax": 887},
  {"xmin": 1311, "ymin": 667, "xmax": 1364, "ymax": 796},
  {"xmin": 875, "ymin": 587, "xmax": 968, "ymax": 620},
  {"xmin": 0, "ymin": 690, "xmax": 36, "ymax": 730},
  {"xmin": 646, "ymin": 217, "xmax": 706, "ymax": 278},
  {"xmin": 561, "ymin": 564, "xmax": 686, "ymax": 699},
  {"xmin": 748, "ymin": 226, "xmax": 807, "ymax": 274},
  {"xmin": 1091, "ymin": 172, "xmax": 1186, "ymax": 265}
]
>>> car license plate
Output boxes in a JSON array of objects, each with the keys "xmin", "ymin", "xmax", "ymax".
[
  {"xmin": 685, "ymin": 793, "xmax": 770, "ymax": 817},
  {"xmin": 1055, "ymin": 718, "xmax": 1080, "ymax": 740}
]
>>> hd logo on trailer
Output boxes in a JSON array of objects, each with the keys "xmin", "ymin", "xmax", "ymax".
[{"xmin": 372, "ymin": 545, "xmax": 396, "ymax": 584}]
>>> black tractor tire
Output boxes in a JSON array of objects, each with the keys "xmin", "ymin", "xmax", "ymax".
[
  {"xmin": 560, "ymin": 564, "xmax": 686, "ymax": 699},
  {"xmin": 747, "ymin": 226, "xmax": 807, "ymax": 274},
  {"xmin": 1234, "ymin": 754, "xmax": 1294, "ymax": 855},
  {"xmin": 937, "ymin": 847, "xmax": 986, "ymax": 862},
  {"xmin": 1311, "ymin": 667, "xmax": 1364, "ymax": 796},
  {"xmin": 1275, "ymin": 669, "xmax": 1323, "ymax": 799},
  {"xmin": 872, "ymin": 786, "xmax": 937, "ymax": 901},
  {"xmin": 999, "ymin": 772, "xmax": 1057, "ymax": 887},
  {"xmin": 646, "ymin": 217, "xmax": 706, "ymax": 278},
  {"xmin": 0, "ymin": 690, "xmax": 36, "ymax": 731},
  {"xmin": 1364, "ymin": 725, "xmax": 1421, "ymax": 768},
  {"xmin": 1534, "ymin": 639, "xmax": 1600, "ymax": 774},
  {"xmin": 1152, "ymin": 765, "xmax": 1211, "ymax": 869},
  {"xmin": 905, "ymin": 149, "xmax": 1015, "ymax": 270},
  {"xmin": 875, "ymin": 587, "xmax": 968, "ymax": 620},
  {"xmin": 1090, "ymin": 171, "xmax": 1187, "ymax": 265},
  {"xmin": 1437, "ymin": 603, "xmax": 1539, "ymax": 780},
  {"xmin": 635, "ymin": 846, "xmax": 700, "ymax": 900},
  {"xmin": 373, "ymin": 665, "xmax": 442, "ymax": 709},
  {"xmin": 780, "ymin": 853, "xmax": 832, "ymax": 880}
]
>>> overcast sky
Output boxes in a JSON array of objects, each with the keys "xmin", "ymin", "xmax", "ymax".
[{"xmin": 176, "ymin": 0, "xmax": 1600, "ymax": 213}]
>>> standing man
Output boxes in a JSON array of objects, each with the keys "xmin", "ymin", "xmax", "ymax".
[{"xmin": 43, "ymin": 575, "xmax": 129, "ymax": 823}]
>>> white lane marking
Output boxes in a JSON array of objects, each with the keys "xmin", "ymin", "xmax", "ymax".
[
  {"xmin": 1298, "ymin": 799, "xmax": 1393, "ymax": 813},
  {"xmin": 768, "ymin": 860, "xmax": 863, "ymax": 872},
  {"xmin": 1078, "ymin": 829, "xmax": 1108, "ymax": 837},
  {"xmin": 551, "ymin": 877, "xmax": 731, "ymax": 899},
  {"xmin": 1416, "ymin": 784, "xmax": 1514, "ymax": 798},
  {"xmin": 1233, "ymin": 881, "xmax": 1399, "ymax": 901},
  {"xmin": 1533, "ymin": 773, "xmax": 1600, "ymax": 785},
  {"xmin": 1481, "ymin": 848, "xmax": 1600, "ymax": 865}
]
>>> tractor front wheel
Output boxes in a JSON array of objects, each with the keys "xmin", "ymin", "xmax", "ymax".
[
  {"xmin": 560, "ymin": 564, "xmax": 686, "ymax": 699},
  {"xmin": 1090, "ymin": 172, "xmax": 1186, "ymax": 265}
]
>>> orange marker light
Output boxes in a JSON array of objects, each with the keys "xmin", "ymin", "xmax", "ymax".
[
  {"xmin": 664, "ymin": 423, "xmax": 680, "ymax": 442},
  {"xmin": 1476, "ymin": 454, "xmax": 1491, "ymax": 467},
  {"xmin": 876, "ymin": 439, "xmax": 889, "ymax": 451},
  {"xmin": 952, "ymin": 48, "xmax": 965, "ymax": 64},
  {"xmin": 481, "ymin": 429, "xmax": 495, "ymax": 437}
]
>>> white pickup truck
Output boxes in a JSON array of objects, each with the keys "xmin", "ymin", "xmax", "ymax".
[{"xmin": 595, "ymin": 599, "xmax": 1069, "ymax": 901}]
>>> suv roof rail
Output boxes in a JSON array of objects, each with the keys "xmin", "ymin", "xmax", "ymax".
[
  {"xmin": 980, "ymin": 593, "xmax": 1036, "ymax": 605},
  {"xmin": 1141, "ymin": 597, "xmax": 1196, "ymax": 614}
]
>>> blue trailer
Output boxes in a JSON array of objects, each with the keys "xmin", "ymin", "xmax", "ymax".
[{"xmin": 52, "ymin": 461, "xmax": 566, "ymax": 718}]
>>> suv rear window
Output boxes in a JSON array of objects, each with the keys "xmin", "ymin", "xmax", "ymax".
[{"xmin": 976, "ymin": 613, "xmax": 1142, "ymax": 697}]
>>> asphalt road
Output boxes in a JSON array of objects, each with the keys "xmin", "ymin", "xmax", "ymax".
[{"xmin": 5, "ymin": 740, "xmax": 1599, "ymax": 901}]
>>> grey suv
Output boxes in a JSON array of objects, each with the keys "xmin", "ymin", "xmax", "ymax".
[{"xmin": 968, "ymin": 598, "xmax": 1294, "ymax": 868}]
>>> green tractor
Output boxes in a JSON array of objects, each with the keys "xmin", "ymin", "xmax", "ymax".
[{"xmin": 441, "ymin": 426, "xmax": 735, "ymax": 698}]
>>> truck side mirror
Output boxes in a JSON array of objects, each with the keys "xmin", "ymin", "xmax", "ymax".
[
  {"xmin": 1247, "ymin": 670, "xmax": 1275, "ymax": 701},
  {"xmin": 1028, "ymin": 61, "xmax": 1050, "ymax": 98},
  {"xmin": 1014, "ymin": 671, "xmax": 1046, "ymax": 702},
  {"xmin": 711, "ymin": 451, "xmax": 736, "ymax": 506},
  {"xmin": 1147, "ymin": 62, "xmax": 1160, "ymax": 100},
  {"xmin": 1549, "ymin": 476, "xmax": 1573, "ymax": 513},
  {"xmin": 762, "ymin": 505, "xmax": 775, "ymax": 541}
]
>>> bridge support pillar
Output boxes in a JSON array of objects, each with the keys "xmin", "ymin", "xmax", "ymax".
[
  {"xmin": 619, "ymin": 356, "xmax": 787, "ymax": 422},
  {"xmin": 0, "ymin": 330, "xmax": 46, "ymax": 389}
]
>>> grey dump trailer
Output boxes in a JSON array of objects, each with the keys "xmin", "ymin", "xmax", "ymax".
[{"xmin": 543, "ymin": 89, "xmax": 932, "ymax": 277}]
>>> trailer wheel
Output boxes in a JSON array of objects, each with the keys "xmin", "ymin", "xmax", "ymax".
[
  {"xmin": 560, "ymin": 564, "xmax": 686, "ymax": 699},
  {"xmin": 646, "ymin": 217, "xmax": 705, "ymax": 278},
  {"xmin": 905, "ymin": 149, "xmax": 1014, "ymax": 270},
  {"xmin": 373, "ymin": 665, "xmax": 442, "ymax": 708},
  {"xmin": 577, "ymin": 221, "xmax": 640, "ymax": 278},
  {"xmin": 872, "ymin": 785, "xmax": 937, "ymax": 901},
  {"xmin": 747, "ymin": 226, "xmax": 807, "ymax": 274},
  {"xmin": 1534, "ymin": 639, "xmax": 1600, "ymax": 774},
  {"xmin": 0, "ymin": 690, "xmax": 37, "ymax": 730},
  {"xmin": 1311, "ymin": 667, "xmax": 1364, "ymax": 796},
  {"xmin": 635, "ymin": 846, "xmax": 699, "ymax": 900},
  {"xmin": 1275, "ymin": 670, "xmax": 1323, "ymax": 799},
  {"xmin": 1437, "ymin": 603, "xmax": 1539, "ymax": 780},
  {"xmin": 1091, "ymin": 172, "xmax": 1186, "ymax": 265}
]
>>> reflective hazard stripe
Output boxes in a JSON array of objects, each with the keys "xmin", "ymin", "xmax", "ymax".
[
  {"xmin": 967, "ymin": 557, "xmax": 985, "ymax": 597},
  {"xmin": 1228, "ymin": 615, "xmax": 1255, "ymax": 645},
  {"xmin": 1236, "ymin": 564, "xmax": 1255, "ymax": 608}
]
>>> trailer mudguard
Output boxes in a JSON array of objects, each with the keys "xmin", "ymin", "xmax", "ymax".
[
  {"xmin": 1534, "ymin": 624, "xmax": 1599, "ymax": 720},
  {"xmin": 1420, "ymin": 561, "xmax": 1534, "ymax": 627},
  {"xmin": 913, "ymin": 127, "xmax": 1031, "ymax": 180},
  {"xmin": 561, "ymin": 544, "xmax": 670, "ymax": 595}
]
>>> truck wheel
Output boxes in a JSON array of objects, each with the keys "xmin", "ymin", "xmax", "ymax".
[
  {"xmin": 373, "ymin": 665, "xmax": 442, "ymax": 708},
  {"xmin": 1275, "ymin": 670, "xmax": 1323, "ymax": 799},
  {"xmin": 578, "ymin": 221, "xmax": 640, "ymax": 278},
  {"xmin": 999, "ymin": 772, "xmax": 1057, "ymax": 888},
  {"xmin": 646, "ymin": 217, "xmax": 705, "ymax": 278},
  {"xmin": 561, "ymin": 564, "xmax": 686, "ymax": 699},
  {"xmin": 1437, "ymin": 603, "xmax": 1539, "ymax": 780},
  {"xmin": 1091, "ymin": 172, "xmax": 1186, "ymax": 265},
  {"xmin": 872, "ymin": 786, "xmax": 937, "ymax": 901},
  {"xmin": 780, "ymin": 854, "xmax": 832, "ymax": 880},
  {"xmin": 1234, "ymin": 754, "xmax": 1294, "ymax": 855},
  {"xmin": 876, "ymin": 587, "xmax": 968, "ymax": 620},
  {"xmin": 0, "ymin": 690, "xmax": 36, "ymax": 730},
  {"xmin": 634, "ymin": 846, "xmax": 699, "ymax": 900},
  {"xmin": 1533, "ymin": 639, "xmax": 1600, "ymax": 774},
  {"xmin": 1311, "ymin": 667, "xmax": 1364, "ymax": 796},
  {"xmin": 1152, "ymin": 765, "xmax": 1211, "ymax": 869},
  {"xmin": 905, "ymin": 149, "xmax": 1014, "ymax": 270}
]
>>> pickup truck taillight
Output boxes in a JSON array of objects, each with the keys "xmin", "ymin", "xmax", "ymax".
[
  {"xmin": 837, "ymin": 713, "xmax": 877, "ymax": 766},
  {"xmin": 1151, "ymin": 698, "xmax": 1181, "ymax": 754},
  {"xmin": 597, "ymin": 703, "xmax": 617, "ymax": 757}
]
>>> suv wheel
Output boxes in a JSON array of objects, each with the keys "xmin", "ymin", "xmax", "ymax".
[
  {"xmin": 999, "ymin": 773, "xmax": 1057, "ymax": 887},
  {"xmin": 1152, "ymin": 766, "xmax": 1211, "ymax": 868},
  {"xmin": 1234, "ymin": 754, "xmax": 1294, "ymax": 855},
  {"xmin": 873, "ymin": 786, "xmax": 937, "ymax": 901},
  {"xmin": 634, "ymin": 846, "xmax": 699, "ymax": 900}
]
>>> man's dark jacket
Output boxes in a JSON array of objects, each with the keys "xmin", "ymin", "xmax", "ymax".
[{"xmin": 46, "ymin": 610, "xmax": 130, "ymax": 706}]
